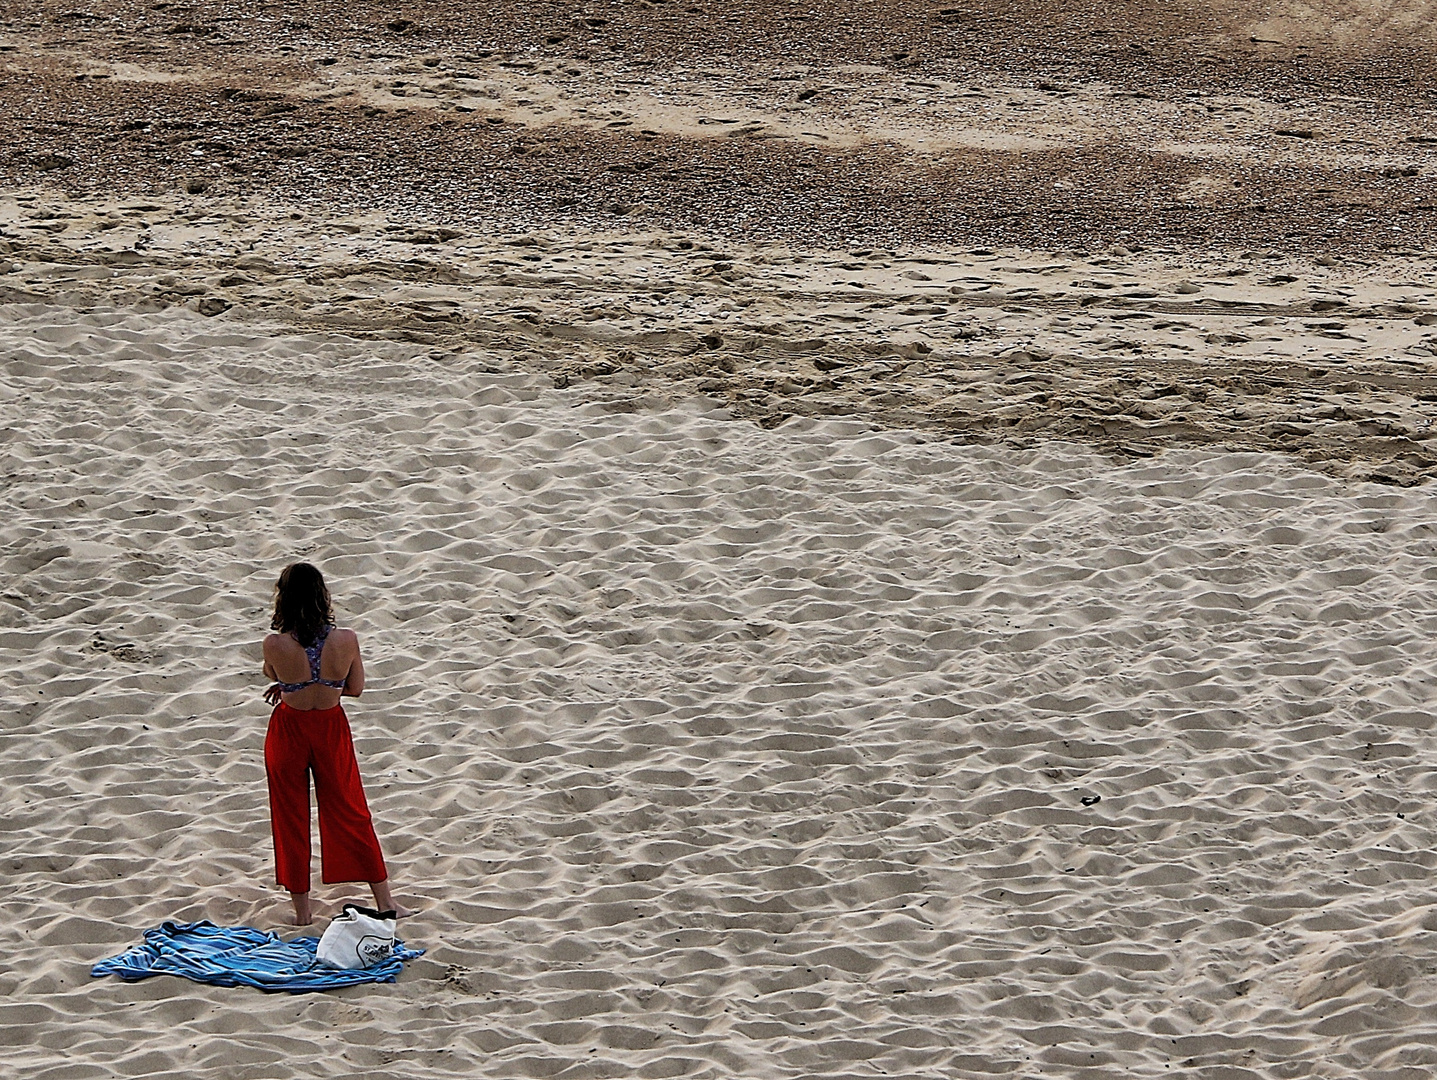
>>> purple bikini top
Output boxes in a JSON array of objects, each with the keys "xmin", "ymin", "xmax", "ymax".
[{"xmin": 275, "ymin": 626, "xmax": 347, "ymax": 693}]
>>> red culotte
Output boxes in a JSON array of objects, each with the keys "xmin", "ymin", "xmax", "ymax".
[{"xmin": 264, "ymin": 702, "xmax": 387, "ymax": 894}]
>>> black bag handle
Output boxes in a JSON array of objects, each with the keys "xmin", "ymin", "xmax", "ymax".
[{"xmin": 341, "ymin": 903, "xmax": 397, "ymax": 921}]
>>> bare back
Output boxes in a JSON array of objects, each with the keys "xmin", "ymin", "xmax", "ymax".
[{"xmin": 263, "ymin": 627, "xmax": 365, "ymax": 710}]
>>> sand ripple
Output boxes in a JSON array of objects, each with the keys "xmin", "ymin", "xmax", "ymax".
[{"xmin": 4, "ymin": 304, "xmax": 1437, "ymax": 1078}]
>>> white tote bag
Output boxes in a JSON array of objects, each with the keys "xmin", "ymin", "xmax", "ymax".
[{"xmin": 315, "ymin": 904, "xmax": 397, "ymax": 969}]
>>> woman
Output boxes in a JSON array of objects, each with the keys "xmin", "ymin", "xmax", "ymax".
[{"xmin": 261, "ymin": 562, "xmax": 408, "ymax": 925}]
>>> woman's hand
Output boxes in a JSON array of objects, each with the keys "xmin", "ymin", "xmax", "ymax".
[{"xmin": 263, "ymin": 682, "xmax": 285, "ymax": 706}]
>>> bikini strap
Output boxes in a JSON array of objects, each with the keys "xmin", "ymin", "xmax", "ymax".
[{"xmin": 307, "ymin": 625, "xmax": 332, "ymax": 681}]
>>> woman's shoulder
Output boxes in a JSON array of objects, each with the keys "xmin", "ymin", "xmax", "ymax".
[{"xmin": 329, "ymin": 627, "xmax": 360, "ymax": 647}]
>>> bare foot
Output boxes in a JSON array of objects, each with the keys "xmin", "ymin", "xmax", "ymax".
[{"xmin": 369, "ymin": 878, "xmax": 413, "ymax": 918}]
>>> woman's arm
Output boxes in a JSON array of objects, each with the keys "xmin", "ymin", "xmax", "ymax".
[
  {"xmin": 262, "ymin": 634, "xmax": 288, "ymax": 679},
  {"xmin": 341, "ymin": 631, "xmax": 365, "ymax": 697},
  {"xmin": 261, "ymin": 635, "xmax": 283, "ymax": 705}
]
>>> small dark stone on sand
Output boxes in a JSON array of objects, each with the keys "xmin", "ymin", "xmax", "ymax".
[{"xmin": 25, "ymin": 151, "xmax": 74, "ymax": 172}]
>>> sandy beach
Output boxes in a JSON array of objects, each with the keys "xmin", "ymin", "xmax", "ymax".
[
  {"xmin": 8, "ymin": 303, "xmax": 1437, "ymax": 1077},
  {"xmin": 4, "ymin": 2, "xmax": 1437, "ymax": 1078}
]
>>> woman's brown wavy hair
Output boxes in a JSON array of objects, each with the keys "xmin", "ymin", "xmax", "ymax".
[{"xmin": 271, "ymin": 562, "xmax": 334, "ymax": 647}]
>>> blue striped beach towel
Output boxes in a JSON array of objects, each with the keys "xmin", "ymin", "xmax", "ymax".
[{"xmin": 92, "ymin": 920, "xmax": 424, "ymax": 993}]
